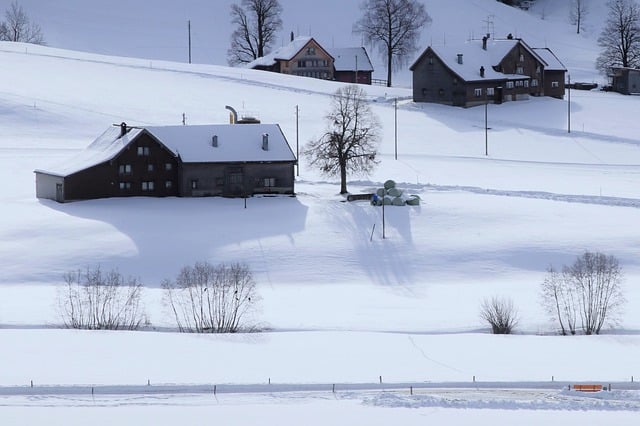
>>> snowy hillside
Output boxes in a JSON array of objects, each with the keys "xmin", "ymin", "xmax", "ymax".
[{"xmin": 1, "ymin": 0, "xmax": 640, "ymax": 423}]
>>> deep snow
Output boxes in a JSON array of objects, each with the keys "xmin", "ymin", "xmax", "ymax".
[{"xmin": 1, "ymin": 0, "xmax": 640, "ymax": 422}]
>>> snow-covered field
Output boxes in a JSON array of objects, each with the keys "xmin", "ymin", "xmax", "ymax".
[{"xmin": 2, "ymin": 0, "xmax": 640, "ymax": 423}]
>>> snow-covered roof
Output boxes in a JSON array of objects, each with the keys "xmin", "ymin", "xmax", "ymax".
[
  {"xmin": 328, "ymin": 47, "xmax": 374, "ymax": 72},
  {"xmin": 246, "ymin": 36, "xmax": 315, "ymax": 68},
  {"xmin": 36, "ymin": 124, "xmax": 295, "ymax": 177},
  {"xmin": 532, "ymin": 48, "xmax": 567, "ymax": 71},
  {"xmin": 146, "ymin": 124, "xmax": 295, "ymax": 163},
  {"xmin": 35, "ymin": 126, "xmax": 144, "ymax": 177},
  {"xmin": 427, "ymin": 41, "xmax": 528, "ymax": 82}
]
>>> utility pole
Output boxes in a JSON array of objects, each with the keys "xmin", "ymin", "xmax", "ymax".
[
  {"xmin": 355, "ymin": 54, "xmax": 358, "ymax": 84},
  {"xmin": 382, "ymin": 197, "xmax": 386, "ymax": 239},
  {"xmin": 485, "ymin": 98, "xmax": 488, "ymax": 156},
  {"xmin": 295, "ymin": 105, "xmax": 300, "ymax": 176},
  {"xmin": 394, "ymin": 98, "xmax": 398, "ymax": 160},
  {"xmin": 567, "ymin": 74, "xmax": 571, "ymax": 133},
  {"xmin": 188, "ymin": 20, "xmax": 192, "ymax": 64}
]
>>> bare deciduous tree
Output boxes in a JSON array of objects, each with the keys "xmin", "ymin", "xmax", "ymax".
[
  {"xmin": 597, "ymin": 0, "xmax": 640, "ymax": 73},
  {"xmin": 480, "ymin": 296, "xmax": 519, "ymax": 334},
  {"xmin": 163, "ymin": 262, "xmax": 259, "ymax": 333},
  {"xmin": 354, "ymin": 0, "xmax": 430, "ymax": 87},
  {"xmin": 541, "ymin": 252, "xmax": 625, "ymax": 335},
  {"xmin": 227, "ymin": 0, "xmax": 282, "ymax": 66},
  {"xmin": 304, "ymin": 85, "xmax": 381, "ymax": 194},
  {"xmin": 58, "ymin": 266, "xmax": 146, "ymax": 330},
  {"xmin": 569, "ymin": 0, "xmax": 589, "ymax": 34},
  {"xmin": 0, "ymin": 1, "xmax": 44, "ymax": 44},
  {"xmin": 541, "ymin": 266, "xmax": 577, "ymax": 335}
]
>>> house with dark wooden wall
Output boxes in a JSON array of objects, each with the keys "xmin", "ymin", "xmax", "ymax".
[
  {"xmin": 410, "ymin": 36, "xmax": 566, "ymax": 107},
  {"xmin": 35, "ymin": 122, "xmax": 297, "ymax": 202},
  {"xmin": 610, "ymin": 67, "xmax": 640, "ymax": 95},
  {"xmin": 246, "ymin": 36, "xmax": 374, "ymax": 84}
]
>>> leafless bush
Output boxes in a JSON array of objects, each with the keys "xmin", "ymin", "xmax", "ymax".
[
  {"xmin": 480, "ymin": 296, "xmax": 519, "ymax": 334},
  {"xmin": 542, "ymin": 251, "xmax": 625, "ymax": 335},
  {"xmin": 163, "ymin": 262, "xmax": 259, "ymax": 333},
  {"xmin": 58, "ymin": 266, "xmax": 146, "ymax": 330}
]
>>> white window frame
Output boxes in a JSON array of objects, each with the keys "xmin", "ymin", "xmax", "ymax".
[
  {"xmin": 487, "ymin": 87, "xmax": 495, "ymax": 96},
  {"xmin": 474, "ymin": 88, "xmax": 483, "ymax": 97},
  {"xmin": 506, "ymin": 81, "xmax": 514, "ymax": 89}
]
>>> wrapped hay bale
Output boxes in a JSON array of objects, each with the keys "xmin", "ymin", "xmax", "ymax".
[
  {"xmin": 392, "ymin": 196, "xmax": 405, "ymax": 206},
  {"xmin": 384, "ymin": 179, "xmax": 396, "ymax": 190},
  {"xmin": 387, "ymin": 187, "xmax": 403, "ymax": 197},
  {"xmin": 405, "ymin": 195, "xmax": 421, "ymax": 206}
]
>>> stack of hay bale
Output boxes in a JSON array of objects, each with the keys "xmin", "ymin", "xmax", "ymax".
[{"xmin": 371, "ymin": 180, "xmax": 420, "ymax": 206}]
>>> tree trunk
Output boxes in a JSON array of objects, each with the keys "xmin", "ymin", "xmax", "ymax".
[
  {"xmin": 340, "ymin": 161, "xmax": 348, "ymax": 194},
  {"xmin": 387, "ymin": 49, "xmax": 393, "ymax": 87}
]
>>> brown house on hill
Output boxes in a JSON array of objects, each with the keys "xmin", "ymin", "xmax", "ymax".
[
  {"xmin": 246, "ymin": 36, "xmax": 374, "ymax": 84},
  {"xmin": 35, "ymin": 122, "xmax": 296, "ymax": 202},
  {"xmin": 247, "ymin": 36, "xmax": 335, "ymax": 80},
  {"xmin": 410, "ymin": 36, "xmax": 566, "ymax": 107}
]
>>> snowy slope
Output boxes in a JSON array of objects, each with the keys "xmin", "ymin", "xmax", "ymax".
[{"xmin": 1, "ymin": 1, "xmax": 640, "ymax": 422}]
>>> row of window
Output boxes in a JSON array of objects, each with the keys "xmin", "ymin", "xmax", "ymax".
[
  {"xmin": 295, "ymin": 71, "xmax": 329, "ymax": 79},
  {"xmin": 190, "ymin": 177, "xmax": 277, "ymax": 190},
  {"xmin": 472, "ymin": 78, "xmax": 556, "ymax": 97},
  {"xmin": 118, "ymin": 163, "xmax": 173, "ymax": 175},
  {"xmin": 297, "ymin": 59, "xmax": 329, "ymax": 68},
  {"xmin": 119, "ymin": 181, "xmax": 173, "ymax": 191}
]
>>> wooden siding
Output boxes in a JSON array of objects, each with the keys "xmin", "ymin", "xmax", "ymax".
[
  {"xmin": 412, "ymin": 48, "xmax": 460, "ymax": 105},
  {"xmin": 496, "ymin": 44, "xmax": 542, "ymax": 97},
  {"xmin": 182, "ymin": 162, "xmax": 294, "ymax": 197},
  {"xmin": 334, "ymin": 70, "xmax": 372, "ymax": 85},
  {"xmin": 543, "ymin": 70, "xmax": 566, "ymax": 98}
]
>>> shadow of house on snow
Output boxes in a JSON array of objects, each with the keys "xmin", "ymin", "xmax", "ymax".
[{"xmin": 42, "ymin": 195, "xmax": 308, "ymax": 286}]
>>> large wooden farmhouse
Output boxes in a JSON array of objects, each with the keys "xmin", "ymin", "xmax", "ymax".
[
  {"xmin": 410, "ymin": 36, "xmax": 566, "ymax": 107},
  {"xmin": 35, "ymin": 122, "xmax": 297, "ymax": 202},
  {"xmin": 246, "ymin": 36, "xmax": 374, "ymax": 84}
]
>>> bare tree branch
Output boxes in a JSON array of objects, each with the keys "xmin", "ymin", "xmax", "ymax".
[
  {"xmin": 597, "ymin": 0, "xmax": 640, "ymax": 74},
  {"xmin": 304, "ymin": 85, "xmax": 381, "ymax": 194},
  {"xmin": 163, "ymin": 262, "xmax": 259, "ymax": 333},
  {"xmin": 227, "ymin": 0, "xmax": 283, "ymax": 66},
  {"xmin": 353, "ymin": 0, "xmax": 430, "ymax": 87},
  {"xmin": 0, "ymin": 1, "xmax": 45, "ymax": 44}
]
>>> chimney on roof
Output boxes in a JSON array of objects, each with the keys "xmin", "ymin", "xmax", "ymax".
[
  {"xmin": 290, "ymin": 31, "xmax": 294, "ymax": 42},
  {"xmin": 212, "ymin": 135, "xmax": 218, "ymax": 147},
  {"xmin": 480, "ymin": 66, "xmax": 485, "ymax": 78},
  {"xmin": 262, "ymin": 133, "xmax": 269, "ymax": 151},
  {"xmin": 457, "ymin": 54, "xmax": 463, "ymax": 64},
  {"xmin": 482, "ymin": 35, "xmax": 488, "ymax": 50},
  {"xmin": 119, "ymin": 122, "xmax": 127, "ymax": 138},
  {"xmin": 225, "ymin": 105, "xmax": 238, "ymax": 124},
  {"xmin": 507, "ymin": 33, "xmax": 514, "ymax": 40}
]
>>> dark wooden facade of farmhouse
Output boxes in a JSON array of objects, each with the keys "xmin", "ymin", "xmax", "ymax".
[
  {"xmin": 247, "ymin": 36, "xmax": 374, "ymax": 85},
  {"xmin": 610, "ymin": 68, "xmax": 640, "ymax": 95},
  {"xmin": 35, "ymin": 123, "xmax": 297, "ymax": 202},
  {"xmin": 410, "ymin": 36, "xmax": 566, "ymax": 107}
]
